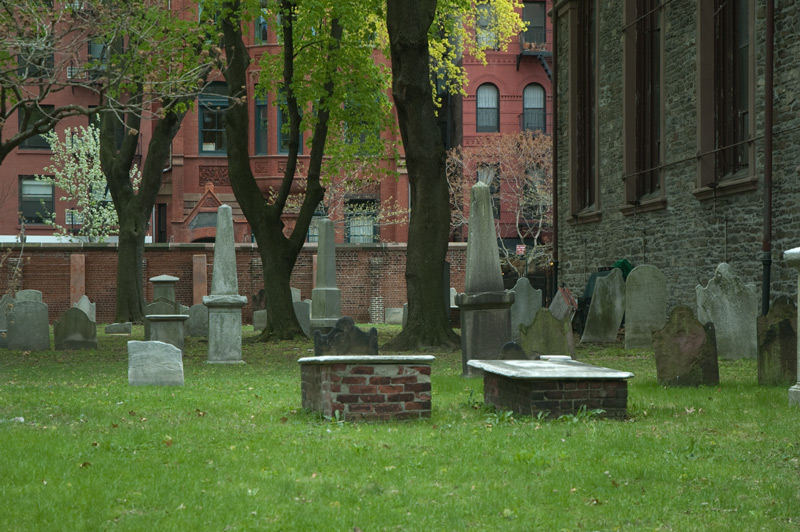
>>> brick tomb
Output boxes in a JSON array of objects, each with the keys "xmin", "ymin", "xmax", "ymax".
[
  {"xmin": 298, "ymin": 355, "xmax": 434, "ymax": 421},
  {"xmin": 468, "ymin": 357, "xmax": 634, "ymax": 419}
]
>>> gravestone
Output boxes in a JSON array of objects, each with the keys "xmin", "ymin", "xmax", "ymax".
[
  {"xmin": 15, "ymin": 289, "xmax": 42, "ymax": 302},
  {"xmin": 144, "ymin": 300, "xmax": 178, "ymax": 340},
  {"xmin": 54, "ymin": 307, "xmax": 98, "ymax": 350},
  {"xmin": 150, "ymin": 275, "xmax": 179, "ymax": 303},
  {"xmin": 294, "ymin": 300, "xmax": 311, "ymax": 338},
  {"xmin": 653, "ymin": 306, "xmax": 719, "ymax": 387},
  {"xmin": 581, "ymin": 268, "xmax": 625, "ymax": 344},
  {"xmin": 509, "ymin": 277, "xmax": 542, "ymax": 342},
  {"xmin": 193, "ymin": 254, "xmax": 208, "ymax": 305},
  {"xmin": 203, "ymin": 205, "xmax": 247, "ymax": 364},
  {"xmin": 291, "ymin": 287, "xmax": 301, "ymax": 302},
  {"xmin": 624, "ymin": 264, "xmax": 667, "ymax": 349},
  {"xmin": 252, "ymin": 288, "xmax": 266, "ymax": 311},
  {"xmin": 252, "ymin": 309, "xmax": 267, "ymax": 331},
  {"xmin": 105, "ymin": 322, "xmax": 132, "ymax": 335},
  {"xmin": 7, "ymin": 300, "xmax": 50, "ymax": 351},
  {"xmin": 128, "ymin": 341, "xmax": 184, "ymax": 386},
  {"xmin": 549, "ymin": 286, "xmax": 577, "ymax": 322},
  {"xmin": 147, "ymin": 314, "xmax": 189, "ymax": 351},
  {"xmin": 313, "ymin": 317, "xmax": 378, "ymax": 356},
  {"xmin": 384, "ymin": 308, "xmax": 404, "ymax": 325},
  {"xmin": 499, "ymin": 341, "xmax": 536, "ymax": 360},
  {"xmin": 73, "ymin": 294, "xmax": 96, "ymax": 323},
  {"xmin": 0, "ymin": 293, "xmax": 12, "ymax": 348},
  {"xmin": 402, "ymin": 303, "xmax": 408, "ymax": 329},
  {"xmin": 310, "ymin": 218, "xmax": 341, "ymax": 332},
  {"xmin": 455, "ymin": 182, "xmax": 515, "ymax": 376},
  {"xmin": 696, "ymin": 263, "xmax": 758, "ymax": 359},
  {"xmin": 186, "ymin": 304, "xmax": 209, "ymax": 337},
  {"xmin": 757, "ymin": 296, "xmax": 797, "ymax": 386},
  {"xmin": 783, "ymin": 247, "xmax": 800, "ymax": 406},
  {"xmin": 519, "ymin": 308, "xmax": 574, "ymax": 357}
]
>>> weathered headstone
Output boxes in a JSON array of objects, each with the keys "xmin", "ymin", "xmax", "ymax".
[
  {"xmin": 69, "ymin": 254, "xmax": 85, "ymax": 306},
  {"xmin": 193, "ymin": 254, "xmax": 208, "ymax": 305},
  {"xmin": 384, "ymin": 308, "xmax": 404, "ymax": 325},
  {"xmin": 510, "ymin": 277, "xmax": 542, "ymax": 342},
  {"xmin": 696, "ymin": 263, "xmax": 758, "ymax": 359},
  {"xmin": 15, "ymin": 289, "xmax": 42, "ymax": 302},
  {"xmin": 128, "ymin": 341, "xmax": 184, "ymax": 386},
  {"xmin": 73, "ymin": 294, "xmax": 96, "ymax": 323},
  {"xmin": 499, "ymin": 341, "xmax": 537, "ymax": 360},
  {"xmin": 54, "ymin": 307, "xmax": 98, "ymax": 350},
  {"xmin": 147, "ymin": 314, "xmax": 189, "ymax": 351},
  {"xmin": 653, "ymin": 306, "xmax": 719, "ymax": 387},
  {"xmin": 757, "ymin": 296, "xmax": 797, "ymax": 386},
  {"xmin": 783, "ymin": 247, "xmax": 800, "ymax": 406},
  {"xmin": 294, "ymin": 300, "xmax": 311, "ymax": 338},
  {"xmin": 291, "ymin": 287, "xmax": 301, "ymax": 302},
  {"xmin": 581, "ymin": 268, "xmax": 625, "ymax": 344},
  {"xmin": 519, "ymin": 308, "xmax": 573, "ymax": 357},
  {"xmin": 310, "ymin": 218, "xmax": 341, "ymax": 332},
  {"xmin": 186, "ymin": 304, "xmax": 209, "ymax": 337},
  {"xmin": 624, "ymin": 264, "xmax": 667, "ymax": 349},
  {"xmin": 402, "ymin": 302, "xmax": 408, "ymax": 329},
  {"xmin": 0, "ymin": 293, "xmax": 12, "ymax": 347},
  {"xmin": 313, "ymin": 317, "xmax": 378, "ymax": 356},
  {"xmin": 252, "ymin": 288, "xmax": 266, "ymax": 311},
  {"xmin": 252, "ymin": 309, "xmax": 267, "ymax": 331},
  {"xmin": 7, "ymin": 300, "xmax": 50, "ymax": 351},
  {"xmin": 455, "ymin": 182, "xmax": 515, "ymax": 376},
  {"xmin": 150, "ymin": 274, "xmax": 179, "ymax": 303},
  {"xmin": 203, "ymin": 205, "xmax": 247, "ymax": 364},
  {"xmin": 105, "ymin": 322, "xmax": 132, "ymax": 335},
  {"xmin": 549, "ymin": 286, "xmax": 577, "ymax": 322},
  {"xmin": 144, "ymin": 300, "xmax": 179, "ymax": 340}
]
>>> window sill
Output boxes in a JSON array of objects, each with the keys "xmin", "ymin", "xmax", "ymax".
[
  {"xmin": 620, "ymin": 196, "xmax": 667, "ymax": 216},
  {"xmin": 568, "ymin": 209, "xmax": 601, "ymax": 225},
  {"xmin": 694, "ymin": 175, "xmax": 758, "ymax": 201}
]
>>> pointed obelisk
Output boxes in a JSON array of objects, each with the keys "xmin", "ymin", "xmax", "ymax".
[{"xmin": 203, "ymin": 205, "xmax": 247, "ymax": 364}]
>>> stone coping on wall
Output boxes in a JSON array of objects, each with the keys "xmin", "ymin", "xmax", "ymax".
[
  {"xmin": 3, "ymin": 242, "xmax": 469, "ymax": 251},
  {"xmin": 298, "ymin": 355, "xmax": 435, "ymax": 365},
  {"xmin": 467, "ymin": 359, "xmax": 634, "ymax": 380}
]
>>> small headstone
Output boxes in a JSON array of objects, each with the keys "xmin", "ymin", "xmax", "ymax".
[
  {"xmin": 0, "ymin": 293, "xmax": 13, "ymax": 331},
  {"xmin": 509, "ymin": 277, "xmax": 542, "ymax": 342},
  {"xmin": 696, "ymin": 263, "xmax": 758, "ymax": 359},
  {"xmin": 128, "ymin": 340, "xmax": 184, "ymax": 386},
  {"xmin": 54, "ymin": 307, "xmax": 98, "ymax": 350},
  {"xmin": 291, "ymin": 287, "xmax": 301, "ymax": 302},
  {"xmin": 549, "ymin": 286, "xmax": 577, "ymax": 322},
  {"xmin": 384, "ymin": 308, "xmax": 404, "ymax": 325},
  {"xmin": 653, "ymin": 306, "xmax": 719, "ymax": 387},
  {"xmin": 499, "ymin": 341, "xmax": 539, "ymax": 360},
  {"xmin": 7, "ymin": 300, "xmax": 50, "ymax": 351},
  {"xmin": 73, "ymin": 294, "xmax": 97, "ymax": 323},
  {"xmin": 144, "ymin": 300, "xmax": 179, "ymax": 340},
  {"xmin": 450, "ymin": 287, "xmax": 458, "ymax": 308},
  {"xmin": 186, "ymin": 304, "xmax": 209, "ymax": 337},
  {"xmin": 15, "ymin": 289, "xmax": 42, "ymax": 302},
  {"xmin": 252, "ymin": 288, "xmax": 266, "ymax": 311},
  {"xmin": 146, "ymin": 314, "xmax": 189, "ymax": 351},
  {"xmin": 519, "ymin": 308, "xmax": 574, "ymax": 357},
  {"xmin": 580, "ymin": 268, "xmax": 626, "ymax": 344},
  {"xmin": 105, "ymin": 322, "xmax": 132, "ymax": 335},
  {"xmin": 293, "ymin": 300, "xmax": 311, "ymax": 338},
  {"xmin": 313, "ymin": 317, "xmax": 378, "ymax": 356},
  {"xmin": 757, "ymin": 296, "xmax": 797, "ymax": 386},
  {"xmin": 253, "ymin": 309, "xmax": 267, "ymax": 331},
  {"xmin": 624, "ymin": 265, "xmax": 667, "ymax": 349},
  {"xmin": 402, "ymin": 303, "xmax": 408, "ymax": 329}
]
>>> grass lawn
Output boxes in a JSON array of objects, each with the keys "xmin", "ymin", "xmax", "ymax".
[{"xmin": 1, "ymin": 325, "xmax": 798, "ymax": 531}]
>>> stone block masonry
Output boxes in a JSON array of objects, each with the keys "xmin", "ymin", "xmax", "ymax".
[{"xmin": 299, "ymin": 356, "xmax": 434, "ymax": 421}]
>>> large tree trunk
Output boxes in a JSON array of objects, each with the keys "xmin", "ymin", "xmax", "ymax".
[
  {"xmin": 115, "ymin": 206, "xmax": 147, "ymax": 322},
  {"xmin": 384, "ymin": 0, "xmax": 459, "ymax": 350},
  {"xmin": 220, "ymin": 0, "xmax": 339, "ymax": 340}
]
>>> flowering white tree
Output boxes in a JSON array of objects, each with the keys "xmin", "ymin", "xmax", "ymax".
[{"xmin": 36, "ymin": 125, "xmax": 140, "ymax": 243}]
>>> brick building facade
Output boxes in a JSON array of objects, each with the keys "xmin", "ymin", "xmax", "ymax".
[{"xmin": 553, "ymin": 0, "xmax": 799, "ymax": 310}]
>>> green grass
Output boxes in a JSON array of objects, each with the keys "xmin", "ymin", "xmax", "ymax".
[{"xmin": 1, "ymin": 326, "xmax": 799, "ymax": 531}]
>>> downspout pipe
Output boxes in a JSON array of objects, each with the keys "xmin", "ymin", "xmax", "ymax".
[
  {"xmin": 550, "ymin": 4, "xmax": 559, "ymax": 300},
  {"xmin": 762, "ymin": 0, "xmax": 774, "ymax": 316}
]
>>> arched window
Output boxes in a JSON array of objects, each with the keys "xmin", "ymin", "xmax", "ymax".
[
  {"xmin": 476, "ymin": 83, "xmax": 499, "ymax": 133},
  {"xmin": 522, "ymin": 83, "xmax": 545, "ymax": 132}
]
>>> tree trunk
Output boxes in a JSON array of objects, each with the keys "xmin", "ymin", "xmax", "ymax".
[
  {"xmin": 115, "ymin": 207, "xmax": 146, "ymax": 322},
  {"xmin": 384, "ymin": 0, "xmax": 459, "ymax": 350}
]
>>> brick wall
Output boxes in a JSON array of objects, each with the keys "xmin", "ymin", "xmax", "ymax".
[
  {"xmin": 0, "ymin": 242, "xmax": 467, "ymax": 324},
  {"xmin": 301, "ymin": 362, "xmax": 432, "ymax": 421},
  {"xmin": 483, "ymin": 373, "xmax": 628, "ymax": 418}
]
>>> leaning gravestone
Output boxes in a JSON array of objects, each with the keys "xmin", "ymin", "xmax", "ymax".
[
  {"xmin": 54, "ymin": 307, "xmax": 98, "ymax": 350},
  {"xmin": 186, "ymin": 304, "xmax": 209, "ymax": 337},
  {"xmin": 73, "ymin": 294, "xmax": 96, "ymax": 323},
  {"xmin": 510, "ymin": 277, "xmax": 542, "ymax": 343},
  {"xmin": 519, "ymin": 308, "xmax": 574, "ymax": 357},
  {"xmin": 624, "ymin": 265, "xmax": 667, "ymax": 349},
  {"xmin": 757, "ymin": 296, "xmax": 797, "ymax": 386},
  {"xmin": 580, "ymin": 268, "xmax": 625, "ymax": 344},
  {"xmin": 696, "ymin": 263, "xmax": 758, "ymax": 359},
  {"xmin": 7, "ymin": 300, "xmax": 50, "ymax": 351},
  {"xmin": 653, "ymin": 306, "xmax": 719, "ymax": 387},
  {"xmin": 128, "ymin": 341, "xmax": 184, "ymax": 386}
]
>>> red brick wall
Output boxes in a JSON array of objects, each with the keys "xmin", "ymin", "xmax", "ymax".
[
  {"xmin": 0, "ymin": 243, "xmax": 467, "ymax": 324},
  {"xmin": 301, "ymin": 361, "xmax": 432, "ymax": 421}
]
